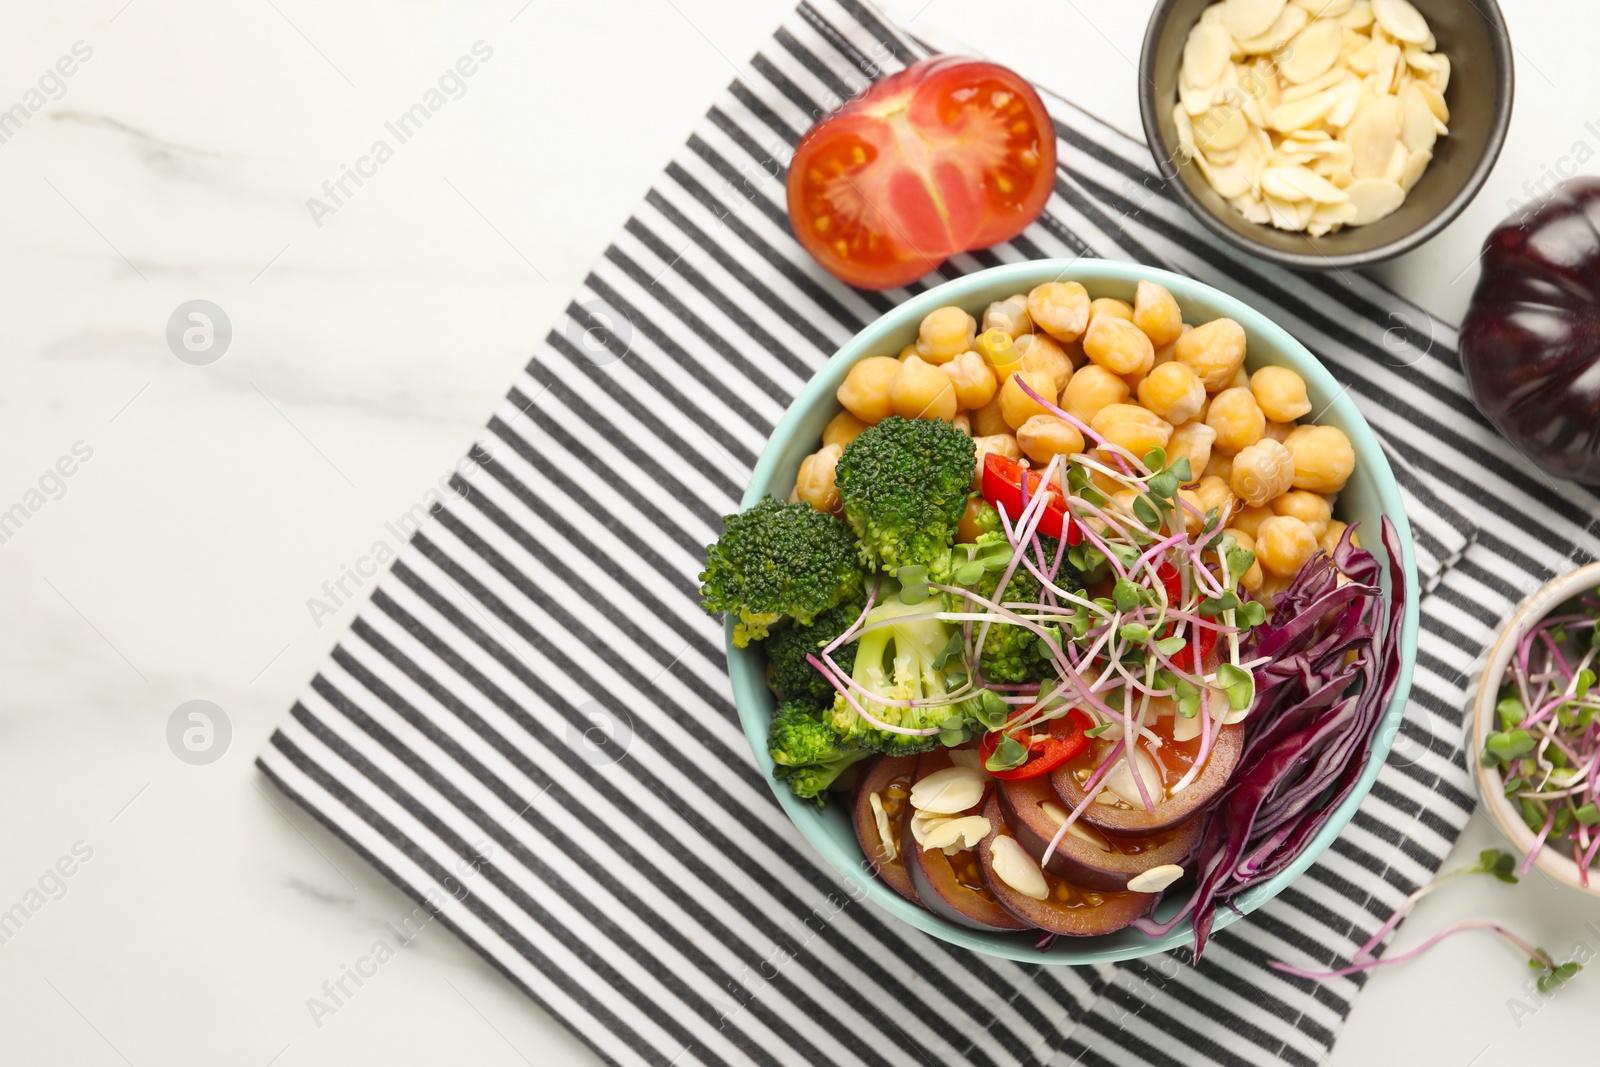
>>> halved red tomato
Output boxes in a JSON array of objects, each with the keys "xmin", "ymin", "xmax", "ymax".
[
  {"xmin": 979, "ymin": 707, "xmax": 1092, "ymax": 780},
  {"xmin": 980, "ymin": 452, "xmax": 1082, "ymax": 545},
  {"xmin": 786, "ymin": 57, "xmax": 1057, "ymax": 290}
]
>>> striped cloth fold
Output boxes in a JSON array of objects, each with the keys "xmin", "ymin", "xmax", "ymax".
[{"xmin": 257, "ymin": 2, "xmax": 1600, "ymax": 1065}]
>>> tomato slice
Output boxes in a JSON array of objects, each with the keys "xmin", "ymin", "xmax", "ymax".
[
  {"xmin": 979, "ymin": 708, "xmax": 1092, "ymax": 780},
  {"xmin": 980, "ymin": 452, "xmax": 1082, "ymax": 545},
  {"xmin": 786, "ymin": 57, "xmax": 1057, "ymax": 290}
]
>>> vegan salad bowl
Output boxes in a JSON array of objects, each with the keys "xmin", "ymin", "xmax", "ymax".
[{"xmin": 711, "ymin": 259, "xmax": 1419, "ymax": 964}]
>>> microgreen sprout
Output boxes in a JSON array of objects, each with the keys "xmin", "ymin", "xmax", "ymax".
[{"xmin": 1484, "ymin": 589, "xmax": 1600, "ymax": 883}]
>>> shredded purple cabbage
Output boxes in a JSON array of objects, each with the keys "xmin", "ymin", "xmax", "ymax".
[{"xmin": 1135, "ymin": 518, "xmax": 1408, "ymax": 958}]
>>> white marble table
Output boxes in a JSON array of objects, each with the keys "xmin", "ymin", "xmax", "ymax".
[{"xmin": 0, "ymin": 0, "xmax": 1591, "ymax": 1063}]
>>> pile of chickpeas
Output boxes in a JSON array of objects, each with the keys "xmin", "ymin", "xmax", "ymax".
[{"xmin": 793, "ymin": 278, "xmax": 1358, "ymax": 598}]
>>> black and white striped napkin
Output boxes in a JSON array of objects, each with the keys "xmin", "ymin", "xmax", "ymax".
[{"xmin": 258, "ymin": 2, "xmax": 1600, "ymax": 1064}]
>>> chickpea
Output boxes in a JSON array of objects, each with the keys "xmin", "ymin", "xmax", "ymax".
[
  {"xmin": 1255, "ymin": 516, "xmax": 1320, "ymax": 578},
  {"xmin": 1194, "ymin": 475, "xmax": 1237, "ymax": 528},
  {"xmin": 890, "ymin": 355, "xmax": 958, "ymax": 421},
  {"xmin": 1137, "ymin": 362, "xmax": 1206, "ymax": 425},
  {"xmin": 941, "ymin": 350, "xmax": 998, "ymax": 412},
  {"xmin": 1061, "ymin": 364, "xmax": 1129, "ymax": 424},
  {"xmin": 971, "ymin": 434, "xmax": 1022, "ymax": 489},
  {"xmin": 1206, "ymin": 451, "xmax": 1232, "ymax": 486},
  {"xmin": 1224, "ymin": 366, "xmax": 1250, "ymax": 391},
  {"xmin": 1251, "ymin": 366, "xmax": 1313, "ymax": 422},
  {"xmin": 1026, "ymin": 282, "xmax": 1091, "ymax": 343},
  {"xmin": 1229, "ymin": 438, "xmax": 1295, "ymax": 507},
  {"xmin": 1284, "ymin": 424, "xmax": 1356, "ymax": 494},
  {"xmin": 998, "ymin": 370, "xmax": 1059, "ymax": 430},
  {"xmin": 795, "ymin": 444, "xmax": 843, "ymax": 515},
  {"xmin": 976, "ymin": 327, "xmax": 1023, "ymax": 386},
  {"xmin": 982, "ymin": 294, "xmax": 1033, "ymax": 338},
  {"xmin": 972, "ymin": 395, "xmax": 1010, "ymax": 437},
  {"xmin": 1061, "ymin": 337, "xmax": 1088, "ymax": 369},
  {"xmin": 1175, "ymin": 318, "xmax": 1248, "ymax": 391},
  {"xmin": 1231, "ymin": 503, "xmax": 1272, "ymax": 539},
  {"xmin": 1321, "ymin": 519, "xmax": 1359, "ymax": 555},
  {"xmin": 1089, "ymin": 297, "xmax": 1134, "ymax": 323},
  {"xmin": 1083, "ymin": 314, "xmax": 1155, "ymax": 377},
  {"xmin": 1091, "ymin": 403, "xmax": 1173, "ymax": 459},
  {"xmin": 1272, "ymin": 490, "xmax": 1332, "ymax": 538},
  {"xmin": 898, "ymin": 344, "xmax": 918, "ymax": 361},
  {"xmin": 823, "ymin": 410, "xmax": 870, "ymax": 449},
  {"xmin": 958, "ymin": 496, "xmax": 994, "ymax": 543},
  {"xmin": 1153, "ymin": 323, "xmax": 1190, "ymax": 369},
  {"xmin": 1167, "ymin": 420, "xmax": 1216, "ymax": 480},
  {"xmin": 1263, "ymin": 419, "xmax": 1294, "ymax": 443},
  {"xmin": 952, "ymin": 412, "xmax": 972, "ymax": 436},
  {"xmin": 1206, "ymin": 387, "xmax": 1266, "ymax": 456},
  {"xmin": 1015, "ymin": 333, "xmax": 1073, "ymax": 394},
  {"xmin": 916, "ymin": 306, "xmax": 976, "ymax": 365},
  {"xmin": 1259, "ymin": 572, "xmax": 1293, "ymax": 603},
  {"xmin": 1174, "ymin": 489, "xmax": 1206, "ymax": 534},
  {"xmin": 1017, "ymin": 415, "xmax": 1085, "ymax": 466},
  {"xmin": 836, "ymin": 355, "xmax": 899, "ymax": 424},
  {"xmin": 1133, "ymin": 280, "xmax": 1184, "ymax": 348},
  {"xmin": 1221, "ymin": 528, "xmax": 1264, "ymax": 591}
]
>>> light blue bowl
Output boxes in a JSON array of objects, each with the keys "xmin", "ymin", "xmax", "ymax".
[{"xmin": 728, "ymin": 259, "xmax": 1419, "ymax": 964}]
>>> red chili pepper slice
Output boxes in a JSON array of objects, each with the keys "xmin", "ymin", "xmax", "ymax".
[
  {"xmin": 980, "ymin": 453, "xmax": 1082, "ymax": 546},
  {"xmin": 978, "ymin": 707, "xmax": 1093, "ymax": 780}
]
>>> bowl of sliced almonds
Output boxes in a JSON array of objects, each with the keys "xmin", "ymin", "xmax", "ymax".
[{"xmin": 1138, "ymin": 0, "xmax": 1513, "ymax": 269}]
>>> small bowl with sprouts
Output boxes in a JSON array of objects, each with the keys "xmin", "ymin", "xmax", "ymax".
[
  {"xmin": 1473, "ymin": 562, "xmax": 1600, "ymax": 897},
  {"xmin": 708, "ymin": 259, "xmax": 1420, "ymax": 964}
]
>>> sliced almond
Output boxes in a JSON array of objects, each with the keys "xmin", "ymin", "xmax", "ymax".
[
  {"xmin": 1398, "ymin": 147, "xmax": 1432, "ymax": 192},
  {"xmin": 1345, "ymin": 37, "xmax": 1385, "ymax": 74},
  {"xmin": 1313, "ymin": 200, "xmax": 1360, "ymax": 227},
  {"xmin": 1196, "ymin": 152, "xmax": 1256, "ymax": 198},
  {"xmin": 922, "ymin": 814, "xmax": 991, "ymax": 852},
  {"xmin": 1279, "ymin": 19, "xmax": 1344, "ymax": 84},
  {"xmin": 1372, "ymin": 42, "xmax": 1402, "ymax": 95},
  {"xmin": 1340, "ymin": 0, "xmax": 1374, "ymax": 30},
  {"xmin": 1344, "ymin": 177, "xmax": 1405, "ymax": 224},
  {"xmin": 1404, "ymin": 47, "xmax": 1437, "ymax": 74},
  {"xmin": 1430, "ymin": 53, "xmax": 1450, "ymax": 94},
  {"xmin": 1415, "ymin": 82, "xmax": 1449, "ymax": 124},
  {"xmin": 1372, "ymin": 0, "xmax": 1431, "ymax": 45},
  {"xmin": 1398, "ymin": 84, "xmax": 1437, "ymax": 153},
  {"xmin": 1292, "ymin": 0, "xmax": 1352, "ymax": 14},
  {"xmin": 1184, "ymin": 22, "xmax": 1235, "ymax": 90},
  {"xmin": 1194, "ymin": 104, "xmax": 1250, "ymax": 154},
  {"xmin": 1127, "ymin": 864, "xmax": 1186, "ymax": 893},
  {"xmin": 1327, "ymin": 78, "xmax": 1367, "ymax": 128},
  {"xmin": 1180, "ymin": 76, "xmax": 1221, "ymax": 117},
  {"xmin": 1103, "ymin": 746, "xmax": 1164, "ymax": 806},
  {"xmin": 909, "ymin": 766, "xmax": 987, "ymax": 814},
  {"xmin": 1268, "ymin": 165, "xmax": 1350, "ymax": 203},
  {"xmin": 1280, "ymin": 66, "xmax": 1348, "ymax": 102},
  {"xmin": 1237, "ymin": 2, "xmax": 1307, "ymax": 53},
  {"xmin": 868, "ymin": 791, "xmax": 897, "ymax": 863},
  {"xmin": 1345, "ymin": 96, "xmax": 1400, "ymax": 178},
  {"xmin": 1222, "ymin": 0, "xmax": 1289, "ymax": 40},
  {"xmin": 1173, "ymin": 104, "xmax": 1199, "ymax": 159},
  {"xmin": 1270, "ymin": 89, "xmax": 1339, "ymax": 132},
  {"xmin": 909, "ymin": 809, "xmax": 947, "ymax": 850},
  {"xmin": 991, "ymin": 835, "xmax": 1050, "ymax": 900},
  {"xmin": 1382, "ymin": 140, "xmax": 1409, "ymax": 184},
  {"xmin": 1200, "ymin": 2, "xmax": 1228, "ymax": 26}
]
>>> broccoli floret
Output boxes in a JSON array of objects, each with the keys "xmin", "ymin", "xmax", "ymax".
[
  {"xmin": 768, "ymin": 699, "xmax": 870, "ymax": 807},
  {"xmin": 966, "ymin": 537, "xmax": 1078, "ymax": 683},
  {"xmin": 834, "ymin": 416, "xmax": 975, "ymax": 582},
  {"xmin": 829, "ymin": 596, "xmax": 958, "ymax": 757},
  {"xmin": 700, "ymin": 496, "xmax": 865, "ymax": 647},
  {"xmin": 965, "ymin": 499, "xmax": 1004, "ymax": 541},
  {"xmin": 764, "ymin": 598, "xmax": 863, "ymax": 704}
]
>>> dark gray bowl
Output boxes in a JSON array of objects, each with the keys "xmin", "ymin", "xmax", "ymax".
[{"xmin": 1138, "ymin": 0, "xmax": 1514, "ymax": 270}]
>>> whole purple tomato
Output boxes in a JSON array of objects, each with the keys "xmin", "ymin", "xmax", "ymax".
[{"xmin": 1461, "ymin": 178, "xmax": 1600, "ymax": 485}]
